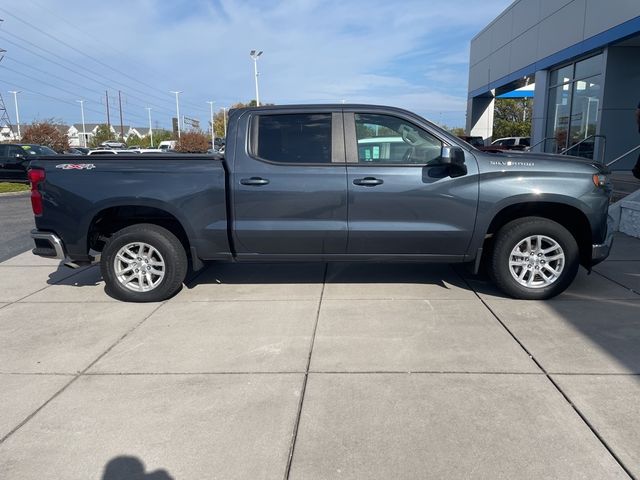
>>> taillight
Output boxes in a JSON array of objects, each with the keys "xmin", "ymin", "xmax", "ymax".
[{"xmin": 28, "ymin": 168, "xmax": 45, "ymax": 216}]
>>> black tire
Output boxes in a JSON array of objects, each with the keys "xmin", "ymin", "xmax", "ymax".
[
  {"xmin": 101, "ymin": 223, "xmax": 188, "ymax": 302},
  {"xmin": 489, "ymin": 217, "xmax": 579, "ymax": 300}
]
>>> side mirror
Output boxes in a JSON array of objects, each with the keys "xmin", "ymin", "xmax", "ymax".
[{"xmin": 441, "ymin": 145, "xmax": 465, "ymax": 165}]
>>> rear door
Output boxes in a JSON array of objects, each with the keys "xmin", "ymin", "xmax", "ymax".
[
  {"xmin": 344, "ymin": 110, "xmax": 479, "ymax": 257},
  {"xmin": 231, "ymin": 109, "xmax": 348, "ymax": 257}
]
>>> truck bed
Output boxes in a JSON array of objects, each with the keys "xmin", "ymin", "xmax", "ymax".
[{"xmin": 29, "ymin": 155, "xmax": 231, "ymax": 265}]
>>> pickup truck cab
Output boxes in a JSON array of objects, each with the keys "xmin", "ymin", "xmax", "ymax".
[{"xmin": 28, "ymin": 104, "xmax": 613, "ymax": 302}]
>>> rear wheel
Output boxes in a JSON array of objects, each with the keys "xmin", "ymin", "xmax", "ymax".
[
  {"xmin": 489, "ymin": 217, "xmax": 579, "ymax": 300},
  {"xmin": 101, "ymin": 224, "xmax": 187, "ymax": 302}
]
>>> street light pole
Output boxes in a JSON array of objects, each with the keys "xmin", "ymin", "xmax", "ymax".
[
  {"xmin": 222, "ymin": 107, "xmax": 227, "ymax": 137},
  {"xmin": 8, "ymin": 90, "xmax": 21, "ymax": 139},
  {"xmin": 170, "ymin": 91, "xmax": 182, "ymax": 138},
  {"xmin": 146, "ymin": 107, "xmax": 154, "ymax": 148},
  {"xmin": 76, "ymin": 100, "xmax": 86, "ymax": 147},
  {"xmin": 249, "ymin": 50, "xmax": 263, "ymax": 106},
  {"xmin": 206, "ymin": 100, "xmax": 215, "ymax": 149}
]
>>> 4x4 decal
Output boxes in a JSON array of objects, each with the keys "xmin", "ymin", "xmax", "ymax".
[{"xmin": 55, "ymin": 163, "xmax": 96, "ymax": 170}]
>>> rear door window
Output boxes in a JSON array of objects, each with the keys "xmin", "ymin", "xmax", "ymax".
[{"xmin": 252, "ymin": 113, "xmax": 332, "ymax": 164}]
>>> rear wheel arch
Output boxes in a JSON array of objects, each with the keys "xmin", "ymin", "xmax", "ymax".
[{"xmin": 87, "ymin": 204, "xmax": 192, "ymax": 259}]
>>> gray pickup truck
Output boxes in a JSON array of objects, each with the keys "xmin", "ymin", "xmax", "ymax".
[{"xmin": 28, "ymin": 104, "xmax": 613, "ymax": 302}]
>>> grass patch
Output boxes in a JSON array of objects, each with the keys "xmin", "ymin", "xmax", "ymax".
[{"xmin": 0, "ymin": 182, "xmax": 29, "ymax": 193}]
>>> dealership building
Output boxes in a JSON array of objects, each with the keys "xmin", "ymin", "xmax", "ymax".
[{"xmin": 467, "ymin": 0, "xmax": 640, "ymax": 170}]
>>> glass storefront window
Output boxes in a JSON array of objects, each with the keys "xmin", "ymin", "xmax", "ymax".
[
  {"xmin": 568, "ymin": 75, "xmax": 601, "ymax": 158},
  {"xmin": 549, "ymin": 65, "xmax": 573, "ymax": 87},
  {"xmin": 545, "ymin": 53, "xmax": 603, "ymax": 159},
  {"xmin": 575, "ymin": 55, "xmax": 602, "ymax": 80},
  {"xmin": 546, "ymin": 85, "xmax": 571, "ymax": 152}
]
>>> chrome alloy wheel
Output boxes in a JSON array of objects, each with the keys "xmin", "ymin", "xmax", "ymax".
[
  {"xmin": 113, "ymin": 242, "xmax": 165, "ymax": 292},
  {"xmin": 508, "ymin": 235, "xmax": 565, "ymax": 289}
]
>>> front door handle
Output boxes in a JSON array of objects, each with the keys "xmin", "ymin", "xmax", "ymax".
[
  {"xmin": 353, "ymin": 177, "xmax": 384, "ymax": 187},
  {"xmin": 240, "ymin": 177, "xmax": 270, "ymax": 186}
]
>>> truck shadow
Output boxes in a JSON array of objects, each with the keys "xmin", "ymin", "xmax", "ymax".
[
  {"xmin": 184, "ymin": 261, "xmax": 469, "ymax": 291},
  {"xmin": 47, "ymin": 261, "xmax": 471, "ymax": 292}
]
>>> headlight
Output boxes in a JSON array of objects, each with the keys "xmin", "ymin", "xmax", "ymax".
[{"xmin": 592, "ymin": 174, "xmax": 607, "ymax": 187}]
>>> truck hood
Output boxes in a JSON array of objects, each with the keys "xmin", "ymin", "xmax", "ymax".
[{"xmin": 478, "ymin": 150, "xmax": 605, "ymax": 174}]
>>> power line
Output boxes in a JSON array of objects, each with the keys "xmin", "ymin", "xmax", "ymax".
[
  {"xmin": 26, "ymin": 0, "xmax": 208, "ymax": 113},
  {"xmin": 0, "ymin": 64, "xmax": 150, "ymax": 124},
  {"xmin": 2, "ymin": 56, "xmax": 176, "ymax": 120},
  {"xmin": 0, "ymin": 7, "xmax": 208, "ymax": 113},
  {"xmin": 0, "ymin": 32, "xmax": 185, "ymax": 116}
]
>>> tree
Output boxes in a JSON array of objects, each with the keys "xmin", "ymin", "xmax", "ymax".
[
  {"xmin": 21, "ymin": 120, "xmax": 69, "ymax": 152},
  {"xmin": 175, "ymin": 130, "xmax": 209, "ymax": 153},
  {"xmin": 89, "ymin": 124, "xmax": 113, "ymax": 148},
  {"xmin": 210, "ymin": 100, "xmax": 275, "ymax": 138},
  {"xmin": 126, "ymin": 133, "xmax": 147, "ymax": 148},
  {"xmin": 153, "ymin": 129, "xmax": 173, "ymax": 145},
  {"xmin": 493, "ymin": 98, "xmax": 532, "ymax": 139}
]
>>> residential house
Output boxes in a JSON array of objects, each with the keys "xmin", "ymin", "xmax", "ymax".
[
  {"xmin": 0, "ymin": 124, "xmax": 20, "ymax": 141},
  {"xmin": 67, "ymin": 124, "xmax": 130, "ymax": 147}
]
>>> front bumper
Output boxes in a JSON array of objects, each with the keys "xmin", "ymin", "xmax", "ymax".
[
  {"xmin": 31, "ymin": 230, "xmax": 82, "ymax": 268},
  {"xmin": 591, "ymin": 215, "xmax": 615, "ymax": 266}
]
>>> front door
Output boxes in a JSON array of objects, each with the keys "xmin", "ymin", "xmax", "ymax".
[
  {"xmin": 232, "ymin": 110, "xmax": 348, "ymax": 257},
  {"xmin": 345, "ymin": 111, "xmax": 478, "ymax": 256}
]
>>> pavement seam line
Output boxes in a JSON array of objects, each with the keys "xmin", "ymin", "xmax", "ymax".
[
  {"xmin": 283, "ymin": 262, "xmax": 328, "ymax": 480},
  {"xmin": 453, "ymin": 268, "xmax": 636, "ymax": 480},
  {"xmin": 6, "ymin": 264, "xmax": 94, "ymax": 305},
  {"xmin": 591, "ymin": 269, "xmax": 640, "ymax": 296},
  {"xmin": 0, "ymin": 300, "xmax": 166, "ymax": 446},
  {"xmin": 0, "ymin": 264, "xmax": 94, "ymax": 312}
]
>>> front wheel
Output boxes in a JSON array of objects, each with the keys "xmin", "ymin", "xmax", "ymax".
[
  {"xmin": 101, "ymin": 224, "xmax": 188, "ymax": 302},
  {"xmin": 489, "ymin": 217, "xmax": 579, "ymax": 300}
]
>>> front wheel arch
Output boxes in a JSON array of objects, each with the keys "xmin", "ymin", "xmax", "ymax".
[{"xmin": 482, "ymin": 201, "xmax": 592, "ymax": 268}]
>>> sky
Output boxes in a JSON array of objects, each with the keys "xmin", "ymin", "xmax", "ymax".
[{"xmin": 0, "ymin": 0, "xmax": 512, "ymax": 131}]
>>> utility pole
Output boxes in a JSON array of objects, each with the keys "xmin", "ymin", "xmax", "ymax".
[
  {"xmin": 105, "ymin": 90, "xmax": 111, "ymax": 132},
  {"xmin": 146, "ymin": 107, "xmax": 153, "ymax": 147},
  {"xmin": 206, "ymin": 101, "xmax": 215, "ymax": 148},
  {"xmin": 118, "ymin": 90, "xmax": 124, "ymax": 139},
  {"xmin": 8, "ymin": 90, "xmax": 20, "ymax": 139},
  {"xmin": 77, "ymin": 100, "xmax": 86, "ymax": 147},
  {"xmin": 249, "ymin": 50, "xmax": 263, "ymax": 106},
  {"xmin": 170, "ymin": 91, "xmax": 182, "ymax": 138}
]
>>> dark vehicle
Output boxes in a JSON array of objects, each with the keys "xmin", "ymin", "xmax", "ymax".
[
  {"xmin": 0, "ymin": 144, "xmax": 57, "ymax": 183},
  {"xmin": 457, "ymin": 135, "xmax": 485, "ymax": 148},
  {"xmin": 64, "ymin": 148, "xmax": 85, "ymax": 155},
  {"xmin": 74, "ymin": 147, "xmax": 90, "ymax": 155},
  {"xmin": 28, "ymin": 104, "xmax": 613, "ymax": 302}
]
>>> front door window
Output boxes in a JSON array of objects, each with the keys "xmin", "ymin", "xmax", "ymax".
[{"xmin": 354, "ymin": 113, "xmax": 442, "ymax": 165}]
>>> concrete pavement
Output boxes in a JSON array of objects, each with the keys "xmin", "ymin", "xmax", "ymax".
[
  {"xmin": 0, "ymin": 193, "xmax": 34, "ymax": 263},
  {"xmin": 0, "ymin": 234, "xmax": 639, "ymax": 479}
]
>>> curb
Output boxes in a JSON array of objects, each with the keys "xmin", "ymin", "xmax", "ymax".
[{"xmin": 0, "ymin": 190, "xmax": 30, "ymax": 198}]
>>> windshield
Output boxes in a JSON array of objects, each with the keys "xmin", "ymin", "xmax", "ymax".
[{"xmin": 21, "ymin": 145, "xmax": 58, "ymax": 155}]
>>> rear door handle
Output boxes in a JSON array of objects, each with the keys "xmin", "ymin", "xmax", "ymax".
[
  {"xmin": 240, "ymin": 177, "xmax": 270, "ymax": 186},
  {"xmin": 353, "ymin": 177, "xmax": 384, "ymax": 187}
]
